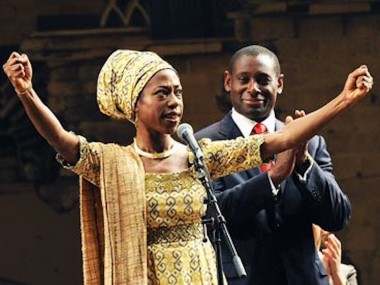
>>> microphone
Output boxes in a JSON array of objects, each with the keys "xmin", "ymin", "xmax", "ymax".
[{"xmin": 176, "ymin": 123, "xmax": 204, "ymax": 161}]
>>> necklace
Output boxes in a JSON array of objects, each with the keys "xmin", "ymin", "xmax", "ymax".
[{"xmin": 133, "ymin": 138, "xmax": 175, "ymax": 159}]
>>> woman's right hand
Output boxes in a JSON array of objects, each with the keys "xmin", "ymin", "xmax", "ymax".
[
  {"xmin": 3, "ymin": 51, "xmax": 79, "ymax": 165},
  {"xmin": 2, "ymin": 52, "xmax": 33, "ymax": 94}
]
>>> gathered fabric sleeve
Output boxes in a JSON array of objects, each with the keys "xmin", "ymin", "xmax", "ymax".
[
  {"xmin": 56, "ymin": 135, "xmax": 101, "ymax": 187},
  {"xmin": 196, "ymin": 135, "xmax": 265, "ymax": 180}
]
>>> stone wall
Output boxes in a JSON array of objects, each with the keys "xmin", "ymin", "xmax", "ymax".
[
  {"xmin": 0, "ymin": 0, "xmax": 104, "ymax": 46},
  {"xmin": 1, "ymin": 1, "xmax": 380, "ymax": 284}
]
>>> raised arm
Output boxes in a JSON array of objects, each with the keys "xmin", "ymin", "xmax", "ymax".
[
  {"xmin": 2, "ymin": 52, "xmax": 79, "ymax": 165},
  {"xmin": 261, "ymin": 65, "xmax": 373, "ymax": 160}
]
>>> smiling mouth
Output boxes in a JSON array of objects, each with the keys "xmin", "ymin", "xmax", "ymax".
[{"xmin": 243, "ymin": 99, "xmax": 264, "ymax": 106}]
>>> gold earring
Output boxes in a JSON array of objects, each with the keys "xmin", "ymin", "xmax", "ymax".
[{"xmin": 134, "ymin": 112, "xmax": 139, "ymax": 128}]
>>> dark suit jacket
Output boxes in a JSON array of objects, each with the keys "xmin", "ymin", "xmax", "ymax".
[{"xmin": 195, "ymin": 112, "xmax": 352, "ymax": 285}]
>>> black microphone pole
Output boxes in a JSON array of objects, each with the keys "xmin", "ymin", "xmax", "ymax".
[
  {"xmin": 194, "ymin": 156, "xmax": 247, "ymax": 284},
  {"xmin": 176, "ymin": 124, "xmax": 247, "ymax": 284}
]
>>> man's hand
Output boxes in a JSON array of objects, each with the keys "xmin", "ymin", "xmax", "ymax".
[
  {"xmin": 322, "ymin": 234, "xmax": 347, "ymax": 285},
  {"xmin": 268, "ymin": 115, "xmax": 297, "ymax": 186},
  {"xmin": 293, "ymin": 109, "xmax": 309, "ymax": 165}
]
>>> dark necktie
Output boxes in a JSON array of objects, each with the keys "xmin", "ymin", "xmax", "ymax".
[{"xmin": 251, "ymin": 123, "xmax": 274, "ymax": 172}]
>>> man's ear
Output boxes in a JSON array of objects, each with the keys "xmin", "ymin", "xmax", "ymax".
[
  {"xmin": 224, "ymin": 70, "xmax": 231, "ymax": 93},
  {"xmin": 277, "ymin": 73, "xmax": 284, "ymax": 94}
]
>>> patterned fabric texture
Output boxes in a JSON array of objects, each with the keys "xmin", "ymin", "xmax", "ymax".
[
  {"xmin": 61, "ymin": 134, "xmax": 265, "ymax": 285},
  {"xmin": 97, "ymin": 49, "xmax": 175, "ymax": 123},
  {"xmin": 64, "ymin": 139, "xmax": 147, "ymax": 285}
]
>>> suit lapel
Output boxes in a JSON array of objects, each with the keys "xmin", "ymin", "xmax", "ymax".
[{"xmin": 217, "ymin": 113, "xmax": 243, "ymax": 139}]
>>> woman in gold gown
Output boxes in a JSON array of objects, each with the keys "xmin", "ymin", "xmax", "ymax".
[{"xmin": 3, "ymin": 49, "xmax": 372, "ymax": 285}]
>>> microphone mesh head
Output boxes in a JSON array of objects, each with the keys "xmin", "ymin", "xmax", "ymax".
[{"xmin": 176, "ymin": 123, "xmax": 193, "ymax": 141}]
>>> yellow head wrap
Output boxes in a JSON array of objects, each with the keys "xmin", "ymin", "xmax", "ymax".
[{"xmin": 97, "ymin": 49, "xmax": 175, "ymax": 123}]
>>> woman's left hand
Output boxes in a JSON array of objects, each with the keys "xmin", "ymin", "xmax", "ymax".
[{"xmin": 343, "ymin": 65, "xmax": 373, "ymax": 105}]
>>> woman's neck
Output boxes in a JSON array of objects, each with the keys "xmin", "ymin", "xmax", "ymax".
[{"xmin": 135, "ymin": 132, "xmax": 173, "ymax": 153}]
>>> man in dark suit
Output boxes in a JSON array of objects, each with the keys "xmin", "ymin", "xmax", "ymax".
[{"xmin": 195, "ymin": 45, "xmax": 352, "ymax": 285}]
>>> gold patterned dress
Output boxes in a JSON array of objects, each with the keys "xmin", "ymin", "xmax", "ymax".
[
  {"xmin": 145, "ymin": 170, "xmax": 216, "ymax": 284},
  {"xmin": 63, "ymin": 135, "xmax": 264, "ymax": 285}
]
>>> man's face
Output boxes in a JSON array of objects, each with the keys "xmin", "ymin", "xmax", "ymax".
[{"xmin": 225, "ymin": 54, "xmax": 284, "ymax": 121}]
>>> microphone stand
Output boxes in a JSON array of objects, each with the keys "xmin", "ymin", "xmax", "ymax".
[{"xmin": 194, "ymin": 157, "xmax": 247, "ymax": 285}]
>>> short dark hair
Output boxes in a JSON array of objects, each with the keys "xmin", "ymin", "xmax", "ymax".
[{"xmin": 228, "ymin": 45, "xmax": 281, "ymax": 76}]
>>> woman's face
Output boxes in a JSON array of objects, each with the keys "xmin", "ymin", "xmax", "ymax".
[{"xmin": 135, "ymin": 69, "xmax": 183, "ymax": 135}]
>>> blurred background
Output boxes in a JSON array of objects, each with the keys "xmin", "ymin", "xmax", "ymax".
[{"xmin": 0, "ymin": 0, "xmax": 379, "ymax": 284}]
